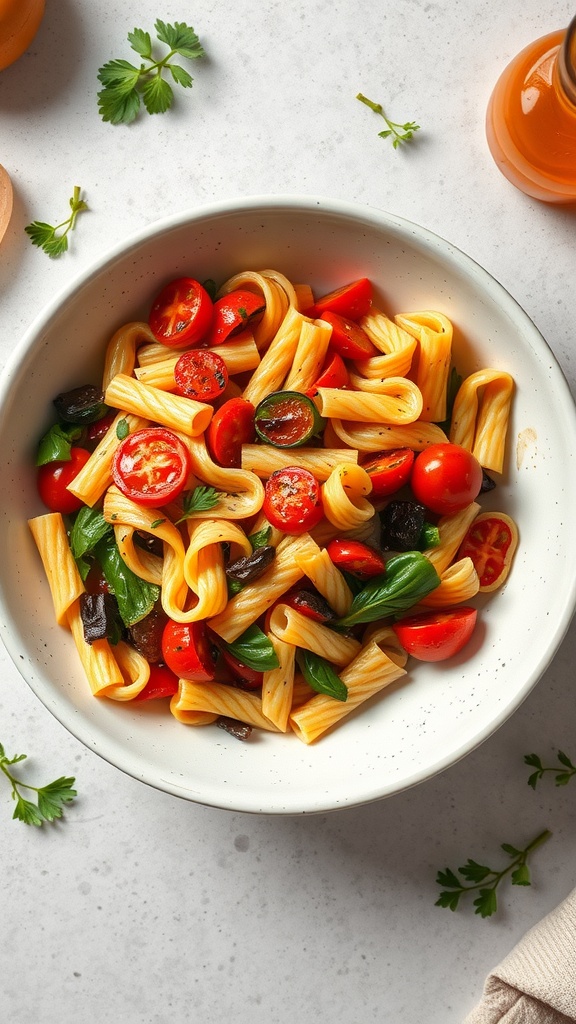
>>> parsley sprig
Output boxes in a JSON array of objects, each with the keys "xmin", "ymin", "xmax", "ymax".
[
  {"xmin": 24, "ymin": 186, "xmax": 88, "ymax": 258},
  {"xmin": 356, "ymin": 92, "xmax": 420, "ymax": 149},
  {"xmin": 525, "ymin": 750, "xmax": 576, "ymax": 789},
  {"xmin": 436, "ymin": 829, "xmax": 551, "ymax": 918},
  {"xmin": 97, "ymin": 20, "xmax": 205, "ymax": 124},
  {"xmin": 175, "ymin": 485, "xmax": 222, "ymax": 523},
  {"xmin": 0, "ymin": 742, "xmax": 77, "ymax": 826}
]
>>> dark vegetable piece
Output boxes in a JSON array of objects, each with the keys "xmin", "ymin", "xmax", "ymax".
[
  {"xmin": 217, "ymin": 716, "xmax": 253, "ymax": 741},
  {"xmin": 481, "ymin": 469, "xmax": 497, "ymax": 493},
  {"xmin": 128, "ymin": 606, "xmax": 168, "ymax": 663},
  {"xmin": 286, "ymin": 589, "xmax": 336, "ymax": 623},
  {"xmin": 80, "ymin": 592, "xmax": 123, "ymax": 645},
  {"xmin": 380, "ymin": 500, "xmax": 427, "ymax": 551},
  {"xmin": 53, "ymin": 385, "xmax": 108, "ymax": 425},
  {"xmin": 225, "ymin": 545, "xmax": 275, "ymax": 583},
  {"xmin": 254, "ymin": 391, "xmax": 324, "ymax": 448}
]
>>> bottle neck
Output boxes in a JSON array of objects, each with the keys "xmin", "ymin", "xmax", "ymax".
[{"xmin": 558, "ymin": 14, "xmax": 576, "ymax": 106}]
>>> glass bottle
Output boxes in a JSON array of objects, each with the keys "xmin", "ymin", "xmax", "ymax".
[{"xmin": 485, "ymin": 15, "xmax": 576, "ymax": 203}]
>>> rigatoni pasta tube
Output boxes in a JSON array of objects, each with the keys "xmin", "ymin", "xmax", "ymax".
[
  {"xmin": 28, "ymin": 513, "xmax": 85, "ymax": 626},
  {"xmin": 314, "ymin": 380, "xmax": 423, "ymax": 424},
  {"xmin": 420, "ymin": 557, "xmax": 480, "ymax": 607},
  {"xmin": 209, "ymin": 532, "xmax": 319, "ymax": 642},
  {"xmin": 321, "ymin": 463, "xmax": 374, "ymax": 531},
  {"xmin": 449, "ymin": 369, "xmax": 514, "ymax": 474},
  {"xmin": 293, "ymin": 542, "xmax": 354, "ymax": 618},
  {"xmin": 331, "ymin": 418, "xmax": 448, "ymax": 452},
  {"xmin": 242, "ymin": 305, "xmax": 309, "ymax": 405},
  {"xmin": 289, "ymin": 641, "xmax": 407, "ymax": 744},
  {"xmin": 179, "ymin": 435, "xmax": 265, "ymax": 521},
  {"xmin": 356, "ymin": 308, "xmax": 417, "ymax": 378},
  {"xmin": 394, "ymin": 311, "xmax": 453, "ymax": 422},
  {"xmin": 104, "ymin": 374, "xmax": 213, "ymax": 437},
  {"xmin": 172, "ymin": 680, "xmax": 280, "ymax": 731},
  {"xmin": 268, "ymin": 604, "xmax": 361, "ymax": 666},
  {"xmin": 67, "ymin": 599, "xmax": 125, "ymax": 696},
  {"xmin": 283, "ymin": 319, "xmax": 332, "ymax": 393},
  {"xmin": 262, "ymin": 635, "xmax": 296, "ymax": 732},
  {"xmin": 423, "ymin": 502, "xmax": 480, "ymax": 575},
  {"xmin": 102, "ymin": 321, "xmax": 157, "ymax": 389},
  {"xmin": 241, "ymin": 444, "xmax": 357, "ymax": 481}
]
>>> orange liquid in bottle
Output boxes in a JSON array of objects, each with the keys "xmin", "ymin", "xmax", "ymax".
[{"xmin": 486, "ymin": 23, "xmax": 576, "ymax": 203}]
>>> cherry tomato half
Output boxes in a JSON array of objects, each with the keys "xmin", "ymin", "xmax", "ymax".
[
  {"xmin": 206, "ymin": 289, "xmax": 266, "ymax": 346},
  {"xmin": 310, "ymin": 278, "xmax": 372, "ymax": 320},
  {"xmin": 37, "ymin": 446, "xmax": 91, "ymax": 514},
  {"xmin": 174, "ymin": 349, "xmax": 229, "ymax": 402},
  {"xmin": 263, "ymin": 467, "xmax": 324, "ymax": 534},
  {"xmin": 133, "ymin": 663, "xmax": 180, "ymax": 702},
  {"xmin": 457, "ymin": 511, "xmax": 519, "ymax": 592},
  {"xmin": 112, "ymin": 427, "xmax": 191, "ymax": 508},
  {"xmin": 410, "ymin": 443, "xmax": 483, "ymax": 516},
  {"xmin": 161, "ymin": 620, "xmax": 216, "ymax": 681},
  {"xmin": 320, "ymin": 311, "xmax": 378, "ymax": 359},
  {"xmin": 361, "ymin": 448, "xmax": 415, "ymax": 498},
  {"xmin": 326, "ymin": 538, "xmax": 386, "ymax": 578},
  {"xmin": 306, "ymin": 351, "xmax": 350, "ymax": 397},
  {"xmin": 206, "ymin": 397, "xmax": 255, "ymax": 468},
  {"xmin": 392, "ymin": 607, "xmax": 478, "ymax": 662},
  {"xmin": 148, "ymin": 277, "xmax": 213, "ymax": 348}
]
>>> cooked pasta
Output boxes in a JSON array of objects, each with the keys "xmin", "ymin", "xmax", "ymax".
[{"xmin": 29, "ymin": 265, "xmax": 517, "ymax": 746}]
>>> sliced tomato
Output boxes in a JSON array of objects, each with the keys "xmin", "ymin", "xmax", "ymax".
[
  {"xmin": 263, "ymin": 467, "xmax": 324, "ymax": 534},
  {"xmin": 457, "ymin": 512, "xmax": 519, "ymax": 592},
  {"xmin": 206, "ymin": 397, "xmax": 255, "ymax": 468},
  {"xmin": 206, "ymin": 289, "xmax": 266, "ymax": 346},
  {"xmin": 306, "ymin": 351, "xmax": 350, "ymax": 397},
  {"xmin": 112, "ymin": 427, "xmax": 191, "ymax": 507},
  {"xmin": 37, "ymin": 446, "xmax": 91, "ymax": 514},
  {"xmin": 326, "ymin": 538, "xmax": 386, "ymax": 578},
  {"xmin": 161, "ymin": 620, "xmax": 216, "ymax": 681},
  {"xmin": 218, "ymin": 648, "xmax": 263, "ymax": 690},
  {"xmin": 362, "ymin": 448, "xmax": 415, "ymax": 498},
  {"xmin": 410, "ymin": 443, "xmax": 483, "ymax": 516},
  {"xmin": 320, "ymin": 311, "xmax": 378, "ymax": 359},
  {"xmin": 174, "ymin": 349, "xmax": 228, "ymax": 402},
  {"xmin": 310, "ymin": 278, "xmax": 372, "ymax": 320},
  {"xmin": 148, "ymin": 277, "xmax": 213, "ymax": 348},
  {"xmin": 254, "ymin": 391, "xmax": 323, "ymax": 447},
  {"xmin": 392, "ymin": 607, "xmax": 478, "ymax": 662},
  {"xmin": 133, "ymin": 663, "xmax": 180, "ymax": 702}
]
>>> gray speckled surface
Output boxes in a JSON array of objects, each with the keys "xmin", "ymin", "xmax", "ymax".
[{"xmin": 1, "ymin": 2, "xmax": 576, "ymax": 1021}]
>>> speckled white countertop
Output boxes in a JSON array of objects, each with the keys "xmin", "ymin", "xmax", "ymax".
[{"xmin": 2, "ymin": 2, "xmax": 576, "ymax": 1021}]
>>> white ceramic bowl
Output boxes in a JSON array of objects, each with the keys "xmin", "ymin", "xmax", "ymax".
[{"xmin": 1, "ymin": 195, "xmax": 576, "ymax": 814}]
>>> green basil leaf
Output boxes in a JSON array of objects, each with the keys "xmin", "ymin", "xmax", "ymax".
[
  {"xmin": 419, "ymin": 523, "xmax": 441, "ymax": 549},
  {"xmin": 338, "ymin": 551, "xmax": 440, "ymax": 627},
  {"xmin": 298, "ymin": 649, "xmax": 347, "ymax": 702},
  {"xmin": 95, "ymin": 533, "xmax": 159, "ymax": 627},
  {"xmin": 70, "ymin": 507, "xmax": 112, "ymax": 561},
  {"xmin": 248, "ymin": 525, "xmax": 272, "ymax": 550},
  {"xmin": 36, "ymin": 423, "xmax": 82, "ymax": 466},
  {"xmin": 223, "ymin": 625, "xmax": 280, "ymax": 671}
]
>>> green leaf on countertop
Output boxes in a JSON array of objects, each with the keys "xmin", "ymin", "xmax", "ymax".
[
  {"xmin": 435, "ymin": 829, "xmax": 551, "ymax": 919},
  {"xmin": 97, "ymin": 20, "xmax": 205, "ymax": 125},
  {"xmin": 25, "ymin": 186, "xmax": 88, "ymax": 258},
  {"xmin": 0, "ymin": 743, "xmax": 76, "ymax": 826},
  {"xmin": 356, "ymin": 93, "xmax": 420, "ymax": 149},
  {"xmin": 525, "ymin": 749, "xmax": 576, "ymax": 789}
]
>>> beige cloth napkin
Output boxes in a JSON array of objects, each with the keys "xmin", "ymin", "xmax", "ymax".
[{"xmin": 464, "ymin": 888, "xmax": 576, "ymax": 1023}]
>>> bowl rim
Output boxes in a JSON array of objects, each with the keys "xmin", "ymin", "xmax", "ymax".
[{"xmin": 2, "ymin": 193, "xmax": 576, "ymax": 814}]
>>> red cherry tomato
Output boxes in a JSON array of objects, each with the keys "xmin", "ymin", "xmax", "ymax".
[
  {"xmin": 218, "ymin": 648, "xmax": 263, "ymax": 689},
  {"xmin": 306, "ymin": 351, "xmax": 350, "ymax": 397},
  {"xmin": 310, "ymin": 278, "xmax": 372, "ymax": 320},
  {"xmin": 392, "ymin": 607, "xmax": 478, "ymax": 662},
  {"xmin": 326, "ymin": 538, "xmax": 386, "ymax": 578},
  {"xmin": 174, "ymin": 349, "xmax": 229, "ymax": 402},
  {"xmin": 206, "ymin": 397, "xmax": 255, "ymax": 468},
  {"xmin": 37, "ymin": 447, "xmax": 91, "ymax": 514},
  {"xmin": 205, "ymin": 289, "xmax": 266, "ymax": 346},
  {"xmin": 457, "ymin": 512, "xmax": 519, "ymax": 592},
  {"xmin": 148, "ymin": 277, "xmax": 213, "ymax": 348},
  {"xmin": 133, "ymin": 663, "xmax": 180, "ymax": 702},
  {"xmin": 263, "ymin": 467, "xmax": 324, "ymax": 534},
  {"xmin": 112, "ymin": 427, "xmax": 191, "ymax": 508},
  {"xmin": 361, "ymin": 448, "xmax": 415, "ymax": 498},
  {"xmin": 410, "ymin": 443, "xmax": 483, "ymax": 516},
  {"xmin": 320, "ymin": 311, "xmax": 378, "ymax": 359},
  {"xmin": 161, "ymin": 620, "xmax": 216, "ymax": 681}
]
